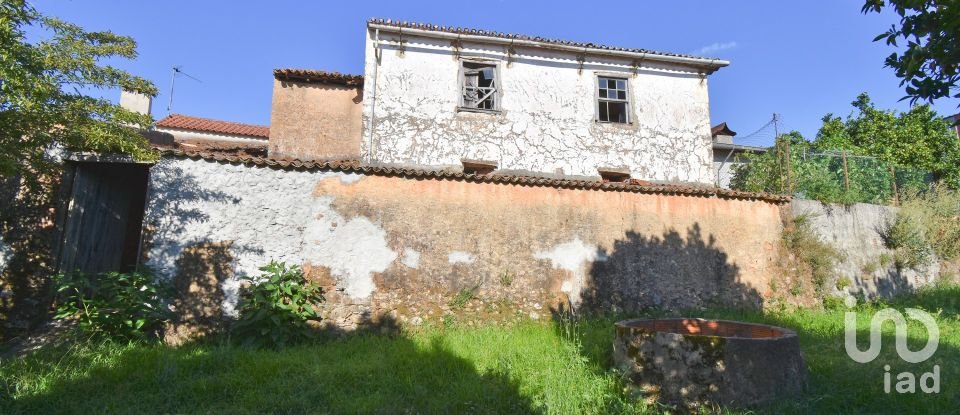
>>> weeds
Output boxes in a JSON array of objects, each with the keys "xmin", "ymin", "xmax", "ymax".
[
  {"xmin": 782, "ymin": 213, "xmax": 842, "ymax": 296},
  {"xmin": 886, "ymin": 185, "xmax": 960, "ymax": 269},
  {"xmin": 448, "ymin": 284, "xmax": 480, "ymax": 310}
]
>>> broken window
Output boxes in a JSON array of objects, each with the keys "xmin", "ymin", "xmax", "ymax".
[
  {"xmin": 597, "ymin": 76, "xmax": 629, "ymax": 123},
  {"xmin": 460, "ymin": 61, "xmax": 498, "ymax": 111}
]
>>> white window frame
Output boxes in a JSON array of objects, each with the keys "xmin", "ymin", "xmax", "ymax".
[
  {"xmin": 458, "ymin": 58, "xmax": 501, "ymax": 113},
  {"xmin": 595, "ymin": 75, "xmax": 631, "ymax": 124}
]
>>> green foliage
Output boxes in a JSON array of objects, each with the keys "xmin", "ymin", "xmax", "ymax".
[
  {"xmin": 782, "ymin": 214, "xmax": 842, "ymax": 295},
  {"xmin": 886, "ymin": 208, "xmax": 935, "ymax": 269},
  {"xmin": 52, "ymin": 270, "xmax": 172, "ymax": 341},
  {"xmin": 498, "ymin": 271, "xmax": 514, "ymax": 287},
  {"xmin": 730, "ymin": 131, "xmax": 894, "ymax": 204},
  {"xmin": 732, "ymin": 93, "xmax": 950, "ymax": 204},
  {"xmin": 862, "ymin": 0, "xmax": 960, "ymax": 104},
  {"xmin": 448, "ymin": 284, "xmax": 480, "ymax": 310},
  {"xmin": 888, "ymin": 184, "xmax": 960, "ymax": 268},
  {"xmin": 231, "ymin": 261, "xmax": 325, "ymax": 348},
  {"xmin": 0, "ymin": 1, "xmax": 157, "ymax": 184},
  {"xmin": 814, "ymin": 93, "xmax": 960, "ymax": 187}
]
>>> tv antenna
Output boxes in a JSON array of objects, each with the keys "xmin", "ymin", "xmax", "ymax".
[{"xmin": 166, "ymin": 65, "xmax": 202, "ymax": 114}]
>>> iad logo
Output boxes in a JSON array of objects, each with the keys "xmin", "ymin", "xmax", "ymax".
[{"xmin": 844, "ymin": 297, "xmax": 940, "ymax": 393}]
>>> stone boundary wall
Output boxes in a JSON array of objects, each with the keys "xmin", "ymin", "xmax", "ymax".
[
  {"xmin": 792, "ymin": 200, "xmax": 939, "ymax": 298},
  {"xmin": 143, "ymin": 155, "xmax": 787, "ymax": 333}
]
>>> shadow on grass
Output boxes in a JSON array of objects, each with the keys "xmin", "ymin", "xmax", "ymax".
[{"xmin": 1, "ymin": 319, "xmax": 540, "ymax": 415}]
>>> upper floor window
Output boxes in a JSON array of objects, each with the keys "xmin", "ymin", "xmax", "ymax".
[
  {"xmin": 597, "ymin": 76, "xmax": 629, "ymax": 123},
  {"xmin": 460, "ymin": 61, "xmax": 499, "ymax": 111}
]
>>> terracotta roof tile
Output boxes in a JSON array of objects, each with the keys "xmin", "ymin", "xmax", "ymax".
[
  {"xmin": 158, "ymin": 148, "xmax": 790, "ymax": 204},
  {"xmin": 155, "ymin": 114, "xmax": 269, "ymax": 139},
  {"xmin": 273, "ymin": 69, "xmax": 364, "ymax": 86},
  {"xmin": 368, "ymin": 18, "xmax": 725, "ymax": 63},
  {"xmin": 711, "ymin": 122, "xmax": 737, "ymax": 137}
]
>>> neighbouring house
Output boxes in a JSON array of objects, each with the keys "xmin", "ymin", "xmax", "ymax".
[
  {"xmin": 119, "ymin": 91, "xmax": 269, "ymax": 156},
  {"xmin": 711, "ymin": 122, "xmax": 766, "ymax": 189},
  {"xmin": 269, "ymin": 19, "xmax": 729, "ymax": 184}
]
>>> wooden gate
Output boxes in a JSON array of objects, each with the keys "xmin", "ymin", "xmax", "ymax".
[{"xmin": 56, "ymin": 161, "xmax": 150, "ymax": 275}]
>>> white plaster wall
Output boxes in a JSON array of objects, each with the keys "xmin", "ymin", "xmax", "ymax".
[
  {"xmin": 362, "ymin": 31, "xmax": 715, "ymax": 183},
  {"xmin": 143, "ymin": 158, "xmax": 396, "ymax": 316}
]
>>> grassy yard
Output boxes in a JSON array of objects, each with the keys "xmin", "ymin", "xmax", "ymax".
[{"xmin": 1, "ymin": 285, "xmax": 959, "ymax": 414}]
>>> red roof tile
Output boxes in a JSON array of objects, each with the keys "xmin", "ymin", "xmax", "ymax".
[
  {"xmin": 157, "ymin": 148, "xmax": 790, "ymax": 204},
  {"xmin": 273, "ymin": 69, "xmax": 364, "ymax": 87},
  {"xmin": 155, "ymin": 114, "xmax": 270, "ymax": 139}
]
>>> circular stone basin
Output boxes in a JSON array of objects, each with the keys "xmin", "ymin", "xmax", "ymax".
[{"xmin": 613, "ymin": 318, "xmax": 806, "ymax": 408}]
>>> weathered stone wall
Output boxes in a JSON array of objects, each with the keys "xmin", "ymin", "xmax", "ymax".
[
  {"xmin": 361, "ymin": 31, "xmax": 715, "ymax": 183},
  {"xmin": 269, "ymin": 79, "xmax": 363, "ymax": 161},
  {"xmin": 792, "ymin": 200, "xmax": 939, "ymax": 298},
  {"xmin": 144, "ymin": 156, "xmax": 785, "ymax": 330}
]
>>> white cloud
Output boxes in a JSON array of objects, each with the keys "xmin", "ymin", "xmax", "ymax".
[{"xmin": 692, "ymin": 41, "xmax": 738, "ymax": 56}]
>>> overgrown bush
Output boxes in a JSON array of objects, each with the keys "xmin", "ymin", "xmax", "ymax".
[
  {"xmin": 782, "ymin": 214, "xmax": 842, "ymax": 296},
  {"xmin": 53, "ymin": 270, "xmax": 172, "ymax": 341},
  {"xmin": 886, "ymin": 212, "xmax": 934, "ymax": 269},
  {"xmin": 231, "ymin": 261, "xmax": 325, "ymax": 348},
  {"xmin": 886, "ymin": 184, "xmax": 960, "ymax": 268}
]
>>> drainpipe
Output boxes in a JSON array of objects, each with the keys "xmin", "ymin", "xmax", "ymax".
[{"xmin": 366, "ymin": 28, "xmax": 381, "ymax": 163}]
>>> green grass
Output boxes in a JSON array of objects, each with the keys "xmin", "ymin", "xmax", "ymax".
[{"xmin": 2, "ymin": 285, "xmax": 960, "ymax": 414}]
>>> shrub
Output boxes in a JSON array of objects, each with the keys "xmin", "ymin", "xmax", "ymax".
[
  {"xmin": 53, "ymin": 269, "xmax": 172, "ymax": 341},
  {"xmin": 782, "ymin": 214, "xmax": 842, "ymax": 296},
  {"xmin": 231, "ymin": 261, "xmax": 325, "ymax": 348},
  {"xmin": 896, "ymin": 185, "xmax": 960, "ymax": 262},
  {"xmin": 885, "ymin": 212, "xmax": 933, "ymax": 269}
]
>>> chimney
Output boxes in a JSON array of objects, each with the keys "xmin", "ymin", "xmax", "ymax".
[
  {"xmin": 119, "ymin": 90, "xmax": 152, "ymax": 116},
  {"xmin": 269, "ymin": 69, "xmax": 364, "ymax": 160}
]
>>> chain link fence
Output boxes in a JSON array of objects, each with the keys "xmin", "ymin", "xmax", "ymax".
[{"xmin": 730, "ymin": 147, "xmax": 935, "ymax": 205}]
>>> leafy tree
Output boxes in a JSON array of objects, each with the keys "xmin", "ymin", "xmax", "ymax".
[
  {"xmin": 0, "ymin": 0, "xmax": 157, "ymax": 182},
  {"xmin": 862, "ymin": 0, "xmax": 960, "ymax": 104},
  {"xmin": 815, "ymin": 93, "xmax": 960, "ymax": 186}
]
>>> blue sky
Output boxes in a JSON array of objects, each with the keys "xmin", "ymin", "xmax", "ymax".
[{"xmin": 37, "ymin": 0, "xmax": 960, "ymax": 147}]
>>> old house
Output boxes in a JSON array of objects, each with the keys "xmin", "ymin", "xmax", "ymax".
[
  {"xmin": 711, "ymin": 122, "xmax": 766, "ymax": 188},
  {"xmin": 54, "ymin": 19, "xmax": 809, "ymax": 336},
  {"xmin": 271, "ymin": 19, "xmax": 729, "ymax": 184}
]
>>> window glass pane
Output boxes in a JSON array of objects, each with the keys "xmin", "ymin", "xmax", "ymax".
[
  {"xmin": 598, "ymin": 101, "xmax": 608, "ymax": 121},
  {"xmin": 617, "ymin": 90, "xmax": 626, "ymax": 100},
  {"xmin": 607, "ymin": 79, "xmax": 616, "ymax": 89},
  {"xmin": 609, "ymin": 102, "xmax": 627, "ymax": 123},
  {"xmin": 617, "ymin": 80, "xmax": 625, "ymax": 90},
  {"xmin": 599, "ymin": 89, "xmax": 607, "ymax": 98}
]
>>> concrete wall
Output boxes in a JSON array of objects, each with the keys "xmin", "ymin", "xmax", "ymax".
[
  {"xmin": 792, "ymin": 200, "xmax": 939, "ymax": 297},
  {"xmin": 361, "ymin": 31, "xmax": 715, "ymax": 183},
  {"xmin": 144, "ymin": 155, "xmax": 785, "ymax": 331},
  {"xmin": 269, "ymin": 79, "xmax": 363, "ymax": 160}
]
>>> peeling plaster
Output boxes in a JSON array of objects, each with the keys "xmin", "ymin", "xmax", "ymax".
[
  {"xmin": 302, "ymin": 200, "xmax": 398, "ymax": 299},
  {"xmin": 144, "ymin": 159, "xmax": 394, "ymax": 316},
  {"xmin": 339, "ymin": 173, "xmax": 363, "ymax": 184},
  {"xmin": 448, "ymin": 251, "xmax": 476, "ymax": 264},
  {"xmin": 361, "ymin": 33, "xmax": 714, "ymax": 183},
  {"xmin": 534, "ymin": 238, "xmax": 606, "ymax": 308},
  {"xmin": 402, "ymin": 248, "xmax": 421, "ymax": 269}
]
